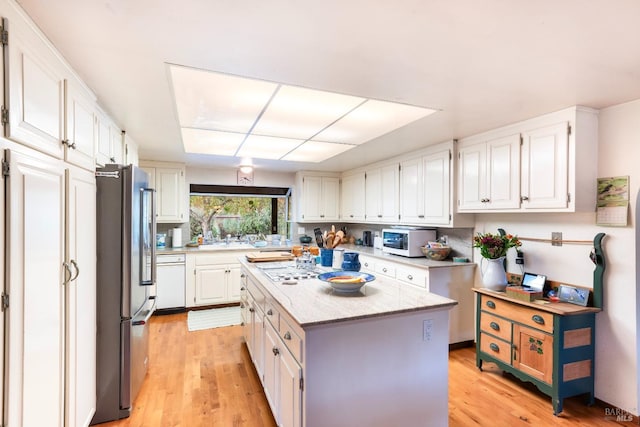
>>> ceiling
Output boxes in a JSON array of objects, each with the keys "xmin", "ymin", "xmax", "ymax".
[{"xmin": 15, "ymin": 0, "xmax": 640, "ymax": 173}]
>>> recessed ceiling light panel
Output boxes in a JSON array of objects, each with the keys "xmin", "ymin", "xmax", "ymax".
[
  {"xmin": 236, "ymin": 134, "xmax": 304, "ymax": 160},
  {"xmin": 252, "ymin": 85, "xmax": 365, "ymax": 140},
  {"xmin": 170, "ymin": 65, "xmax": 277, "ymax": 133},
  {"xmin": 181, "ymin": 128, "xmax": 246, "ymax": 156},
  {"xmin": 169, "ymin": 64, "xmax": 438, "ymax": 163},
  {"xmin": 313, "ymin": 99, "xmax": 437, "ymax": 144},
  {"xmin": 281, "ymin": 141, "xmax": 354, "ymax": 162}
]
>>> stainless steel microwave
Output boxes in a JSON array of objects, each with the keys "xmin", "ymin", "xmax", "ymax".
[{"xmin": 382, "ymin": 228, "xmax": 437, "ymax": 257}]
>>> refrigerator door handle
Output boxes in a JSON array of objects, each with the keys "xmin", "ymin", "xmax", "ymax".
[{"xmin": 140, "ymin": 188, "xmax": 157, "ymax": 286}]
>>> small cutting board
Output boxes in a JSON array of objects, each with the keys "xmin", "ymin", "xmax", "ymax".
[{"xmin": 245, "ymin": 251, "xmax": 295, "ymax": 262}]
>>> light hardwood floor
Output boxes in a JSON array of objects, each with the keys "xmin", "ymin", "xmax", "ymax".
[{"xmin": 100, "ymin": 313, "xmax": 636, "ymax": 427}]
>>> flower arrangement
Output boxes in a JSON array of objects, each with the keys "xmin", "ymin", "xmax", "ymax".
[{"xmin": 473, "ymin": 232, "xmax": 521, "ymax": 259}]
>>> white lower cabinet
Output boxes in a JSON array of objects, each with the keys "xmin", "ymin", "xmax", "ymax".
[
  {"xmin": 2, "ymin": 142, "xmax": 96, "ymax": 427},
  {"xmin": 242, "ymin": 272, "xmax": 302, "ymax": 427},
  {"xmin": 188, "ymin": 253, "xmax": 242, "ymax": 307}
]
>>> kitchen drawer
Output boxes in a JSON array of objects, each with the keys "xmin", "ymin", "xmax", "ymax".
[
  {"xmin": 375, "ymin": 262, "xmax": 396, "ymax": 278},
  {"xmin": 360, "ymin": 255, "xmax": 375, "ymax": 273},
  {"xmin": 264, "ymin": 299, "xmax": 280, "ymax": 330},
  {"xmin": 480, "ymin": 295, "xmax": 553, "ymax": 334},
  {"xmin": 247, "ymin": 279, "xmax": 266, "ymax": 309},
  {"xmin": 395, "ymin": 265, "xmax": 427, "ymax": 289},
  {"xmin": 279, "ymin": 316, "xmax": 303, "ymax": 363},
  {"xmin": 480, "ymin": 332, "xmax": 512, "ymax": 365},
  {"xmin": 480, "ymin": 312, "xmax": 512, "ymax": 342}
]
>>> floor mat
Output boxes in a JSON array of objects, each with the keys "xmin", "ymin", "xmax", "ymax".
[{"xmin": 187, "ymin": 306, "xmax": 241, "ymax": 331}]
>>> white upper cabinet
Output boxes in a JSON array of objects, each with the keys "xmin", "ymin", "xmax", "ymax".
[
  {"xmin": 458, "ymin": 133, "xmax": 520, "ymax": 211},
  {"xmin": 296, "ymin": 172, "xmax": 340, "ymax": 222},
  {"xmin": 400, "ymin": 148, "xmax": 454, "ymax": 225},
  {"xmin": 423, "ymin": 149, "xmax": 452, "ymax": 225},
  {"xmin": 95, "ymin": 111, "xmax": 124, "ymax": 167},
  {"xmin": 520, "ymin": 121, "xmax": 569, "ymax": 209},
  {"xmin": 4, "ymin": 6, "xmax": 65, "ymax": 159},
  {"xmin": 457, "ymin": 106, "xmax": 597, "ymax": 213},
  {"xmin": 64, "ymin": 78, "xmax": 96, "ymax": 170},
  {"xmin": 139, "ymin": 161, "xmax": 187, "ymax": 223},
  {"xmin": 399, "ymin": 157, "xmax": 424, "ymax": 224},
  {"xmin": 365, "ymin": 163, "xmax": 399, "ymax": 223},
  {"xmin": 341, "ymin": 172, "xmax": 365, "ymax": 221},
  {"xmin": 124, "ymin": 133, "xmax": 139, "ymax": 166},
  {"xmin": 110, "ymin": 122, "xmax": 124, "ymax": 164},
  {"xmin": 94, "ymin": 110, "xmax": 111, "ymax": 166}
]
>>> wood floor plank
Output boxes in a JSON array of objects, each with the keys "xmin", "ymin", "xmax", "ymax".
[{"xmin": 98, "ymin": 313, "xmax": 636, "ymax": 427}]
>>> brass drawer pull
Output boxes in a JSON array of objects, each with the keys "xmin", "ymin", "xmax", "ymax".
[
  {"xmin": 489, "ymin": 343, "xmax": 500, "ymax": 352},
  {"xmin": 284, "ymin": 331, "xmax": 292, "ymax": 340},
  {"xmin": 489, "ymin": 321, "xmax": 500, "ymax": 331},
  {"xmin": 486, "ymin": 300, "xmax": 496, "ymax": 309},
  {"xmin": 532, "ymin": 314, "xmax": 545, "ymax": 325}
]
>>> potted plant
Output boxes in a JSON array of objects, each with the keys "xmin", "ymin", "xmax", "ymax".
[{"xmin": 473, "ymin": 232, "xmax": 521, "ymax": 290}]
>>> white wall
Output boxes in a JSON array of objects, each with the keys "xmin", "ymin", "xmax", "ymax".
[
  {"xmin": 475, "ymin": 98, "xmax": 640, "ymax": 414},
  {"xmin": 187, "ymin": 166, "xmax": 295, "ymax": 189}
]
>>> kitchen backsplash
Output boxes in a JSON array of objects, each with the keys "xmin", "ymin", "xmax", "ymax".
[
  {"xmin": 158, "ymin": 221, "xmax": 474, "ymax": 261},
  {"xmin": 293, "ymin": 223, "xmax": 474, "ymax": 261}
]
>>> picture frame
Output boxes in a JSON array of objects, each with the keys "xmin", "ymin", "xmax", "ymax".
[{"xmin": 558, "ymin": 284, "xmax": 590, "ymax": 306}]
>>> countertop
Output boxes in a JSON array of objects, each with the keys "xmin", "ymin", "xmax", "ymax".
[
  {"xmin": 158, "ymin": 242, "xmax": 474, "ymax": 270},
  {"xmin": 241, "ymin": 258, "xmax": 458, "ymax": 328}
]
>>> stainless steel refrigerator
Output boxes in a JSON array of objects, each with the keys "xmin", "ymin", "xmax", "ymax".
[{"xmin": 92, "ymin": 164, "xmax": 157, "ymax": 424}]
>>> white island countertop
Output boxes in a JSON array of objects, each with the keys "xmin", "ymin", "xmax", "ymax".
[{"xmin": 240, "ymin": 258, "xmax": 457, "ymax": 328}]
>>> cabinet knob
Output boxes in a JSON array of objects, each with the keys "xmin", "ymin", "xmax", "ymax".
[
  {"xmin": 418, "ymin": 215, "xmax": 425, "ymax": 218},
  {"xmin": 284, "ymin": 331, "xmax": 292, "ymax": 340},
  {"xmin": 382, "ymin": 267, "xmax": 387, "ymax": 273},
  {"xmin": 240, "ymin": 274, "xmax": 246, "ymax": 278},
  {"xmin": 272, "ymin": 347, "xmax": 280, "ymax": 356},
  {"xmin": 521, "ymin": 196, "xmax": 529, "ymax": 201},
  {"xmin": 407, "ymin": 275, "xmax": 413, "ymax": 280},
  {"xmin": 364, "ymin": 263, "xmax": 369, "ymax": 267},
  {"xmin": 267, "ymin": 309, "xmax": 273, "ymax": 316},
  {"xmin": 110, "ymin": 157, "xmax": 116, "ymax": 163},
  {"xmin": 249, "ymin": 307, "xmax": 255, "ymax": 313},
  {"xmin": 240, "ymin": 286, "xmax": 246, "ymax": 291},
  {"xmin": 377, "ymin": 214, "xmax": 382, "ymax": 218}
]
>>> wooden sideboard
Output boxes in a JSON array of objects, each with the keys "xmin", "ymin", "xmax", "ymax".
[{"xmin": 474, "ymin": 288, "xmax": 601, "ymax": 415}]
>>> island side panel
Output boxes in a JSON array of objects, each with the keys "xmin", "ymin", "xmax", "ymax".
[
  {"xmin": 304, "ymin": 308, "xmax": 451, "ymax": 427},
  {"xmin": 428, "ymin": 264, "xmax": 476, "ymax": 345}
]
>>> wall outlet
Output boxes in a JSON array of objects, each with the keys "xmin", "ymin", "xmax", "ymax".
[
  {"xmin": 423, "ymin": 319, "xmax": 433, "ymax": 342},
  {"xmin": 552, "ymin": 232, "xmax": 563, "ymax": 246},
  {"xmin": 297, "ymin": 227, "xmax": 306, "ymax": 235}
]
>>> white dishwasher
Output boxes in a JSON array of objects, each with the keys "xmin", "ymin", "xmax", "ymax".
[{"xmin": 156, "ymin": 253, "xmax": 186, "ymax": 310}]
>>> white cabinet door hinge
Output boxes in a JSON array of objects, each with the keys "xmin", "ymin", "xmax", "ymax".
[
  {"xmin": 0, "ymin": 19, "xmax": 8, "ymax": 46},
  {"xmin": 1, "ymin": 292, "xmax": 9, "ymax": 311},
  {"xmin": 299, "ymin": 377, "xmax": 304, "ymax": 391},
  {"xmin": 2, "ymin": 158, "xmax": 9, "ymax": 177},
  {"xmin": 1, "ymin": 106, "xmax": 9, "ymax": 126}
]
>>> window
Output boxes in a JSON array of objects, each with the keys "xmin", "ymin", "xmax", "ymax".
[{"xmin": 189, "ymin": 184, "xmax": 290, "ymax": 241}]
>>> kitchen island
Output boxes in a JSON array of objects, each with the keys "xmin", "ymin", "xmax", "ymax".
[{"xmin": 240, "ymin": 258, "xmax": 457, "ymax": 427}]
